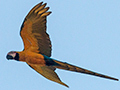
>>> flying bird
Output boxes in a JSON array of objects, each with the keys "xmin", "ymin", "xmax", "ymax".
[{"xmin": 6, "ymin": 2, "xmax": 118, "ymax": 88}]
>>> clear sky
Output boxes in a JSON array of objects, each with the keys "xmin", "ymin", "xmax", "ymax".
[{"xmin": 0, "ymin": 0, "xmax": 120, "ymax": 90}]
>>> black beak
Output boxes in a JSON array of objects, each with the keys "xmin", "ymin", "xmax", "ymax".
[{"xmin": 6, "ymin": 55, "xmax": 13, "ymax": 60}]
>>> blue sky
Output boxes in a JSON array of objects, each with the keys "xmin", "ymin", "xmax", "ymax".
[{"xmin": 0, "ymin": 0, "xmax": 120, "ymax": 90}]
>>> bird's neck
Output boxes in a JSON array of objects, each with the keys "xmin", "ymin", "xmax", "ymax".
[{"xmin": 17, "ymin": 51, "xmax": 26, "ymax": 62}]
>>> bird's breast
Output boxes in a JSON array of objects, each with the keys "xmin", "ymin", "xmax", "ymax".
[{"xmin": 25, "ymin": 53, "xmax": 46, "ymax": 65}]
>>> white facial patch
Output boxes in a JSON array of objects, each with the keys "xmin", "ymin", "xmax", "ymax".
[{"xmin": 9, "ymin": 52, "xmax": 16, "ymax": 58}]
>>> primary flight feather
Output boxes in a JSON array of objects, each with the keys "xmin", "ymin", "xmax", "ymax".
[{"xmin": 6, "ymin": 2, "xmax": 118, "ymax": 88}]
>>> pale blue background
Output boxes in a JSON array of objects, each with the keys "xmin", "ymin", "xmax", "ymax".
[{"xmin": 0, "ymin": 0, "xmax": 120, "ymax": 90}]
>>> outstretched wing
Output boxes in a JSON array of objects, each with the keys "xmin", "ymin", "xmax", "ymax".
[
  {"xmin": 28, "ymin": 63, "xmax": 69, "ymax": 88},
  {"xmin": 20, "ymin": 2, "xmax": 52, "ymax": 57}
]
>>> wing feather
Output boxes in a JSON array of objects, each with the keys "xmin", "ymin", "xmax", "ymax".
[
  {"xmin": 28, "ymin": 63, "xmax": 69, "ymax": 87},
  {"xmin": 20, "ymin": 2, "xmax": 52, "ymax": 57}
]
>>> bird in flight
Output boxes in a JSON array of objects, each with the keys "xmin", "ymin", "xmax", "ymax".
[{"xmin": 6, "ymin": 2, "xmax": 118, "ymax": 88}]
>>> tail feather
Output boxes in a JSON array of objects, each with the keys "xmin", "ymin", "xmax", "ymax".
[{"xmin": 53, "ymin": 60, "xmax": 119, "ymax": 81}]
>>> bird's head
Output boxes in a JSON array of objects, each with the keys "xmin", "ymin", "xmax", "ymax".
[{"xmin": 6, "ymin": 51, "xmax": 19, "ymax": 61}]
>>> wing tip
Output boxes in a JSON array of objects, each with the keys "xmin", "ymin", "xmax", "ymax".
[
  {"xmin": 42, "ymin": 2, "xmax": 47, "ymax": 7},
  {"xmin": 60, "ymin": 82, "xmax": 69, "ymax": 88},
  {"xmin": 40, "ymin": 1, "xmax": 43, "ymax": 4}
]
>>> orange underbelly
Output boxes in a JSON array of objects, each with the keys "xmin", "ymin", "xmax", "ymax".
[{"xmin": 25, "ymin": 54, "xmax": 46, "ymax": 65}]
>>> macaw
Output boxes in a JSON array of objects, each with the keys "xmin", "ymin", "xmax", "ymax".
[{"xmin": 6, "ymin": 2, "xmax": 118, "ymax": 88}]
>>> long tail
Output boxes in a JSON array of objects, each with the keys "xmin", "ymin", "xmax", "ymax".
[{"xmin": 53, "ymin": 60, "xmax": 119, "ymax": 81}]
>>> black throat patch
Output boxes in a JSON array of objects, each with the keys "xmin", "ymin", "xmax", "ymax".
[{"xmin": 14, "ymin": 53, "xmax": 19, "ymax": 61}]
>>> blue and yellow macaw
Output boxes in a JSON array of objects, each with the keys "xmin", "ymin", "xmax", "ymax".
[{"xmin": 6, "ymin": 2, "xmax": 118, "ymax": 88}]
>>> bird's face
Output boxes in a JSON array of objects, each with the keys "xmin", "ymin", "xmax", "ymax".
[{"xmin": 6, "ymin": 51, "xmax": 19, "ymax": 61}]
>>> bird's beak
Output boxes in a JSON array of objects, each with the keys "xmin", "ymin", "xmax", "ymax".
[{"xmin": 6, "ymin": 55, "xmax": 13, "ymax": 60}]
